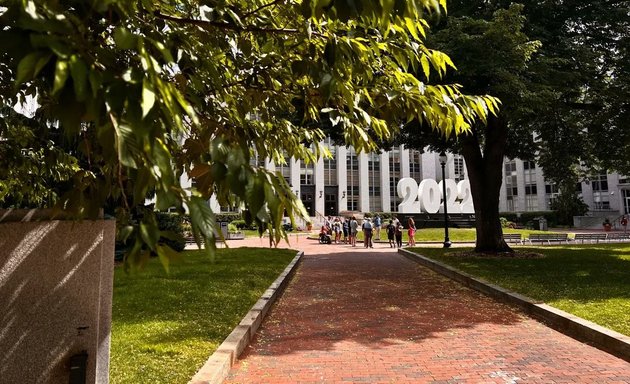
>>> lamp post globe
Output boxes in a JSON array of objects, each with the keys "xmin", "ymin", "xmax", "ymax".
[{"xmin": 439, "ymin": 152, "xmax": 452, "ymax": 248}]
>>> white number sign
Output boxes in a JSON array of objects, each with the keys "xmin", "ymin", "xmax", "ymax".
[{"xmin": 397, "ymin": 178, "xmax": 474, "ymax": 214}]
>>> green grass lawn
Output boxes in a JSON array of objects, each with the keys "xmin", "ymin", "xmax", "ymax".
[
  {"xmin": 110, "ymin": 247, "xmax": 297, "ymax": 384},
  {"xmin": 347, "ymin": 227, "xmax": 551, "ymax": 242},
  {"xmin": 409, "ymin": 244, "xmax": 630, "ymax": 337}
]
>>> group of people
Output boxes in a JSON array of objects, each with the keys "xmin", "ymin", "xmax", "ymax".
[{"xmin": 320, "ymin": 215, "xmax": 418, "ymax": 249}]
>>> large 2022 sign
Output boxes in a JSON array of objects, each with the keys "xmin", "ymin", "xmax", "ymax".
[{"xmin": 397, "ymin": 178, "xmax": 475, "ymax": 214}]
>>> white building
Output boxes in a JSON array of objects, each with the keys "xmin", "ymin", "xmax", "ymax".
[
  {"xmin": 499, "ymin": 158, "xmax": 630, "ymax": 218},
  {"xmin": 207, "ymin": 140, "xmax": 629, "ymax": 219},
  {"xmin": 209, "ymin": 139, "xmax": 467, "ymax": 216}
]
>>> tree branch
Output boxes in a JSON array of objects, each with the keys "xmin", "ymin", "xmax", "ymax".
[
  {"xmin": 242, "ymin": 0, "xmax": 286, "ymax": 20},
  {"xmin": 154, "ymin": 11, "xmax": 325, "ymax": 38}
]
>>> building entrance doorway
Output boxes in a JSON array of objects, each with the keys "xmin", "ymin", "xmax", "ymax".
[
  {"xmin": 300, "ymin": 185, "xmax": 315, "ymax": 217},
  {"xmin": 324, "ymin": 186, "xmax": 339, "ymax": 216}
]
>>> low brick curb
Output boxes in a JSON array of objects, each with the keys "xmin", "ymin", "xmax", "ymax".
[
  {"xmin": 189, "ymin": 251, "xmax": 304, "ymax": 384},
  {"xmin": 399, "ymin": 248, "xmax": 630, "ymax": 363}
]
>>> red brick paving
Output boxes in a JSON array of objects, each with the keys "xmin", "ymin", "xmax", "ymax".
[{"xmin": 223, "ymin": 238, "xmax": 630, "ymax": 383}]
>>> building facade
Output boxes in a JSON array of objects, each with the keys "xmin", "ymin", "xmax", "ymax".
[
  {"xmin": 499, "ymin": 159, "xmax": 630, "ymax": 217},
  {"xmin": 209, "ymin": 141, "xmax": 465, "ymax": 216},
  {"xmin": 207, "ymin": 141, "xmax": 629, "ymax": 218}
]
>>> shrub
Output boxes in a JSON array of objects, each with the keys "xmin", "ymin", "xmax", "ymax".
[
  {"xmin": 231, "ymin": 219, "xmax": 247, "ymax": 229},
  {"xmin": 156, "ymin": 212, "xmax": 186, "ymax": 252},
  {"xmin": 499, "ymin": 211, "xmax": 559, "ymax": 228},
  {"xmin": 230, "ymin": 219, "xmax": 258, "ymax": 230},
  {"xmin": 215, "ymin": 212, "xmax": 242, "ymax": 223}
]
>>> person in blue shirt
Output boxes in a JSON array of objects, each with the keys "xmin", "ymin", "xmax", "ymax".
[{"xmin": 373, "ymin": 215, "xmax": 382, "ymax": 241}]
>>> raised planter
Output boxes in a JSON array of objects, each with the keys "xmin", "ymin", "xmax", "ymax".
[{"xmin": 0, "ymin": 209, "xmax": 115, "ymax": 383}]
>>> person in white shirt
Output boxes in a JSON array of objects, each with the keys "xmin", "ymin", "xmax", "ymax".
[{"xmin": 362, "ymin": 218, "xmax": 373, "ymax": 248}]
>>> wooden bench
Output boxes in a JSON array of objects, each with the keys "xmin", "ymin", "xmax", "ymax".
[
  {"xmin": 573, "ymin": 233, "xmax": 608, "ymax": 243},
  {"xmin": 503, "ymin": 233, "xmax": 523, "ymax": 244},
  {"xmin": 527, "ymin": 233, "xmax": 569, "ymax": 244},
  {"xmin": 605, "ymin": 233, "xmax": 630, "ymax": 242}
]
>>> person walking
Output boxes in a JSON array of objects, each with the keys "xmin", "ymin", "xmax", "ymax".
[
  {"xmin": 374, "ymin": 215, "xmax": 382, "ymax": 241},
  {"xmin": 342, "ymin": 218, "xmax": 349, "ymax": 244},
  {"xmin": 395, "ymin": 221, "xmax": 403, "ymax": 248},
  {"xmin": 349, "ymin": 216, "xmax": 359, "ymax": 247},
  {"xmin": 386, "ymin": 219, "xmax": 396, "ymax": 248},
  {"xmin": 362, "ymin": 218, "xmax": 373, "ymax": 248},
  {"xmin": 407, "ymin": 217, "xmax": 416, "ymax": 246}
]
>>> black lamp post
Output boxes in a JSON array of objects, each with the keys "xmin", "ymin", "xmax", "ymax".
[{"xmin": 439, "ymin": 152, "xmax": 452, "ymax": 248}]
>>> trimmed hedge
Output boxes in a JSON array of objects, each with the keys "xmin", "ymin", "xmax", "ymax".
[
  {"xmin": 500, "ymin": 211, "xmax": 559, "ymax": 228},
  {"xmin": 156, "ymin": 212, "xmax": 186, "ymax": 252},
  {"xmin": 362, "ymin": 212, "xmax": 398, "ymax": 220},
  {"xmin": 215, "ymin": 212, "xmax": 242, "ymax": 223}
]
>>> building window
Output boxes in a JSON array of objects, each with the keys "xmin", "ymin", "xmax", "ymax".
[
  {"xmin": 592, "ymin": 174, "xmax": 610, "ymax": 210},
  {"xmin": 368, "ymin": 153, "xmax": 382, "ymax": 212},
  {"xmin": 505, "ymin": 160, "xmax": 518, "ymax": 212},
  {"xmin": 545, "ymin": 184, "xmax": 559, "ymax": 210},
  {"xmin": 389, "ymin": 149, "xmax": 401, "ymax": 212},
  {"xmin": 346, "ymin": 150, "xmax": 359, "ymax": 170},
  {"xmin": 592, "ymin": 174, "xmax": 608, "ymax": 192},
  {"xmin": 347, "ymin": 148, "xmax": 359, "ymax": 211},
  {"xmin": 323, "ymin": 138, "xmax": 337, "ymax": 185},
  {"xmin": 368, "ymin": 154, "xmax": 380, "ymax": 171},
  {"xmin": 576, "ymin": 182, "xmax": 583, "ymax": 193},
  {"xmin": 525, "ymin": 195, "xmax": 538, "ymax": 211},
  {"xmin": 453, "ymin": 156, "xmax": 465, "ymax": 182},
  {"xmin": 347, "ymin": 185, "xmax": 360, "ymax": 211},
  {"xmin": 545, "ymin": 184, "xmax": 558, "ymax": 194},
  {"xmin": 525, "ymin": 185, "xmax": 537, "ymax": 195},
  {"xmin": 276, "ymin": 154, "xmax": 291, "ymax": 186},
  {"xmin": 300, "ymin": 160, "xmax": 314, "ymax": 185},
  {"xmin": 410, "ymin": 150, "xmax": 422, "ymax": 183},
  {"xmin": 523, "ymin": 160, "xmax": 536, "ymax": 170},
  {"xmin": 250, "ymin": 150, "xmax": 266, "ymax": 168}
]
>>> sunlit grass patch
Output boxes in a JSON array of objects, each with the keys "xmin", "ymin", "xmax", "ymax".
[
  {"xmin": 409, "ymin": 244, "xmax": 630, "ymax": 336},
  {"xmin": 110, "ymin": 247, "xmax": 296, "ymax": 384}
]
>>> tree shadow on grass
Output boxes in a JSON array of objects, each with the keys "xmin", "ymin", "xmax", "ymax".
[{"xmin": 426, "ymin": 245, "xmax": 630, "ymax": 304}]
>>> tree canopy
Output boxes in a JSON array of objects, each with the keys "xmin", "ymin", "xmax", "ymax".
[
  {"xmin": 394, "ymin": 1, "xmax": 629, "ymax": 252},
  {"xmin": 0, "ymin": 0, "xmax": 496, "ymax": 267}
]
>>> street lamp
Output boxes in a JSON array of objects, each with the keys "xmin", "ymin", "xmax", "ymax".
[{"xmin": 439, "ymin": 152, "xmax": 452, "ymax": 248}]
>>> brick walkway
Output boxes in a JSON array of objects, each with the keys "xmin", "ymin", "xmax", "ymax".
[{"xmin": 224, "ymin": 239, "xmax": 630, "ymax": 383}]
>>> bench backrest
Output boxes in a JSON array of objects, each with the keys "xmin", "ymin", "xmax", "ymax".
[
  {"xmin": 529, "ymin": 233, "xmax": 568, "ymax": 240},
  {"xmin": 574, "ymin": 233, "xmax": 607, "ymax": 239}
]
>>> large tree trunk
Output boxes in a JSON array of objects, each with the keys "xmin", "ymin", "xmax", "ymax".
[{"xmin": 460, "ymin": 115, "xmax": 513, "ymax": 253}]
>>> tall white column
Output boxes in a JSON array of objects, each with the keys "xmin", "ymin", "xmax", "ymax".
[
  {"xmin": 516, "ymin": 160, "xmax": 526, "ymax": 211},
  {"xmin": 337, "ymin": 146, "xmax": 348, "ymax": 212},
  {"xmin": 537, "ymin": 166, "xmax": 546, "ymax": 210},
  {"xmin": 422, "ymin": 151, "xmax": 438, "ymax": 180},
  {"xmin": 266, "ymin": 159, "xmax": 275, "ymax": 173},
  {"xmin": 209, "ymin": 195, "xmax": 221, "ymax": 212},
  {"xmin": 401, "ymin": 146, "xmax": 411, "ymax": 178},
  {"xmin": 315, "ymin": 155, "xmax": 325, "ymax": 214},
  {"xmin": 359, "ymin": 152, "xmax": 370, "ymax": 212},
  {"xmin": 380, "ymin": 151, "xmax": 390, "ymax": 212},
  {"xmin": 290, "ymin": 157, "xmax": 300, "ymax": 196}
]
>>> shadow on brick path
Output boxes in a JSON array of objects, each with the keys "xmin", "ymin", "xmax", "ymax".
[{"xmin": 222, "ymin": 238, "xmax": 630, "ymax": 383}]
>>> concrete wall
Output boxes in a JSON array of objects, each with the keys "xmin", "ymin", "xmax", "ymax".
[{"xmin": 0, "ymin": 210, "xmax": 115, "ymax": 384}]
